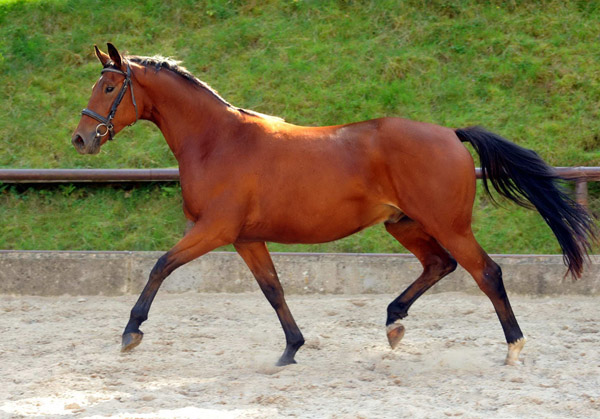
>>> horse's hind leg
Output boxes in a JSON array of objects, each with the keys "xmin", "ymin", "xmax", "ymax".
[
  {"xmin": 384, "ymin": 218, "xmax": 457, "ymax": 348},
  {"xmin": 234, "ymin": 241, "xmax": 305, "ymax": 366},
  {"xmin": 436, "ymin": 228, "xmax": 526, "ymax": 365}
]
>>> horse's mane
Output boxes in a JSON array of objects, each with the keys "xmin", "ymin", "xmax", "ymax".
[{"xmin": 127, "ymin": 55, "xmax": 284, "ymax": 122}]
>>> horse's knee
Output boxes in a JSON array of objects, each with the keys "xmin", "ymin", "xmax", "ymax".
[
  {"xmin": 442, "ymin": 255, "xmax": 458, "ymax": 276},
  {"xmin": 387, "ymin": 254, "xmax": 456, "ymax": 324},
  {"xmin": 148, "ymin": 254, "xmax": 179, "ymax": 286},
  {"xmin": 477, "ymin": 262, "xmax": 507, "ymax": 297},
  {"xmin": 260, "ymin": 282, "xmax": 285, "ymax": 309},
  {"xmin": 150, "ymin": 254, "xmax": 170, "ymax": 277},
  {"xmin": 425, "ymin": 253, "xmax": 457, "ymax": 277}
]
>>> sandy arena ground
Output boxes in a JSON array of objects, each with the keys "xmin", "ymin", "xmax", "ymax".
[{"xmin": 0, "ymin": 291, "xmax": 598, "ymax": 418}]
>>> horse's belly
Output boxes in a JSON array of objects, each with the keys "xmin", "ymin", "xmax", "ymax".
[{"xmin": 238, "ymin": 202, "xmax": 402, "ymax": 244}]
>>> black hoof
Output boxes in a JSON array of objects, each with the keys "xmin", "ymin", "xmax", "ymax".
[
  {"xmin": 121, "ymin": 331, "xmax": 144, "ymax": 352},
  {"xmin": 276, "ymin": 339, "xmax": 304, "ymax": 366},
  {"xmin": 276, "ymin": 357, "xmax": 297, "ymax": 366}
]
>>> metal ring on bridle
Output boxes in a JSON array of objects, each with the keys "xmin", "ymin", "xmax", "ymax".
[{"xmin": 95, "ymin": 123, "xmax": 112, "ymax": 138}]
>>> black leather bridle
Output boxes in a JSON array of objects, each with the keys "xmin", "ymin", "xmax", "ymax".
[{"xmin": 81, "ymin": 64, "xmax": 138, "ymax": 141}]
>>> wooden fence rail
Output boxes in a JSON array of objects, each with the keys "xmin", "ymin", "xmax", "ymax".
[{"xmin": 1, "ymin": 166, "xmax": 599, "ymax": 206}]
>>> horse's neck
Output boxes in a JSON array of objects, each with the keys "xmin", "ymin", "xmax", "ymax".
[{"xmin": 142, "ymin": 72, "xmax": 237, "ymax": 159}]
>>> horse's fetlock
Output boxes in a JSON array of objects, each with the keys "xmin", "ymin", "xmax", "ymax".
[
  {"xmin": 387, "ymin": 302, "xmax": 408, "ymax": 324},
  {"xmin": 293, "ymin": 336, "xmax": 305, "ymax": 349},
  {"xmin": 130, "ymin": 309, "xmax": 148, "ymax": 323}
]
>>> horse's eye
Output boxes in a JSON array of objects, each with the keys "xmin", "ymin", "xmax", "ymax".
[{"xmin": 105, "ymin": 86, "xmax": 115, "ymax": 93}]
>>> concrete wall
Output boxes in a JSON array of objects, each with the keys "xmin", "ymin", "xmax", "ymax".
[{"xmin": 1, "ymin": 250, "xmax": 598, "ymax": 296}]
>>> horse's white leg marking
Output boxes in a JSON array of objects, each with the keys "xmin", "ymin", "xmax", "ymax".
[{"xmin": 505, "ymin": 337, "xmax": 526, "ymax": 366}]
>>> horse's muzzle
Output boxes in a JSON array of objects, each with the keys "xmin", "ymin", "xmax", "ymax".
[{"xmin": 71, "ymin": 132, "xmax": 101, "ymax": 155}]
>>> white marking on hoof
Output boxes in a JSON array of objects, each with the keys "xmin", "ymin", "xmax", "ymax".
[
  {"xmin": 386, "ymin": 320, "xmax": 405, "ymax": 350},
  {"xmin": 505, "ymin": 337, "xmax": 526, "ymax": 366},
  {"xmin": 386, "ymin": 320, "xmax": 403, "ymax": 334}
]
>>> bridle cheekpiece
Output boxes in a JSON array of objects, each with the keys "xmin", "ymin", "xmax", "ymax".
[{"xmin": 81, "ymin": 63, "xmax": 139, "ymax": 141}]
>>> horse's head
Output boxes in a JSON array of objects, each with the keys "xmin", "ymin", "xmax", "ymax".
[{"xmin": 71, "ymin": 43, "xmax": 139, "ymax": 154}]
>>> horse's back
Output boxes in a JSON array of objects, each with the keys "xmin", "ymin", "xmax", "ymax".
[{"xmin": 322, "ymin": 116, "xmax": 477, "ymax": 205}]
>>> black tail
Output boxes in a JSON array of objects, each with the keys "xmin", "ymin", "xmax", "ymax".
[{"xmin": 455, "ymin": 126, "xmax": 597, "ymax": 278}]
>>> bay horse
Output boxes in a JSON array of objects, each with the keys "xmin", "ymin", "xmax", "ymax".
[{"xmin": 72, "ymin": 43, "xmax": 596, "ymax": 366}]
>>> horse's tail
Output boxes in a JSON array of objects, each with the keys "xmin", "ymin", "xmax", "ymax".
[{"xmin": 455, "ymin": 126, "xmax": 597, "ymax": 279}]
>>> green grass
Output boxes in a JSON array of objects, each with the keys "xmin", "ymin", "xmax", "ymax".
[
  {"xmin": 0, "ymin": 0, "xmax": 599, "ymax": 253},
  {"xmin": 0, "ymin": 183, "xmax": 185, "ymax": 250}
]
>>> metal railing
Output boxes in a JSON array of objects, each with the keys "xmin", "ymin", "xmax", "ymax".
[
  {"xmin": 1, "ymin": 166, "xmax": 599, "ymax": 206},
  {"xmin": 0, "ymin": 168, "xmax": 179, "ymax": 183}
]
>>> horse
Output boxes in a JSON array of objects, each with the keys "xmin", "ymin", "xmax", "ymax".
[{"xmin": 72, "ymin": 43, "xmax": 596, "ymax": 366}]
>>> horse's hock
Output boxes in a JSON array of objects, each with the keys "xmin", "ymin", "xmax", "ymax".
[{"xmin": 1, "ymin": 250, "xmax": 598, "ymax": 296}]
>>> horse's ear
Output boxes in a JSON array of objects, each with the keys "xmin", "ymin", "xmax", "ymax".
[
  {"xmin": 94, "ymin": 45, "xmax": 110, "ymax": 66},
  {"xmin": 107, "ymin": 42, "xmax": 123, "ymax": 69}
]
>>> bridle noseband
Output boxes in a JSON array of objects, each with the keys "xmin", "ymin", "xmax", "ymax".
[{"xmin": 81, "ymin": 64, "xmax": 139, "ymax": 141}]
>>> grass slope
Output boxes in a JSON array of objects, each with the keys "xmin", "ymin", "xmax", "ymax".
[{"xmin": 0, "ymin": 0, "xmax": 598, "ymax": 253}]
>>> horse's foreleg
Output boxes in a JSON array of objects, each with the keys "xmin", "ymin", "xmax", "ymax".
[
  {"xmin": 234, "ymin": 241, "xmax": 305, "ymax": 366},
  {"xmin": 121, "ymin": 221, "xmax": 233, "ymax": 352},
  {"xmin": 384, "ymin": 218, "xmax": 457, "ymax": 348}
]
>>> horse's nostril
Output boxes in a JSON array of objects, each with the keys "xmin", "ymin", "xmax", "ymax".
[{"xmin": 72, "ymin": 134, "xmax": 85, "ymax": 148}]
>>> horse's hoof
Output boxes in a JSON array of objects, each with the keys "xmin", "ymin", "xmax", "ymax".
[
  {"xmin": 121, "ymin": 331, "xmax": 144, "ymax": 352},
  {"xmin": 386, "ymin": 321, "xmax": 405, "ymax": 349},
  {"xmin": 505, "ymin": 337, "xmax": 526, "ymax": 366},
  {"xmin": 276, "ymin": 357, "xmax": 297, "ymax": 367}
]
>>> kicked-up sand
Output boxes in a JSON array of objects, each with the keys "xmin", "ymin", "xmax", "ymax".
[{"xmin": 0, "ymin": 292, "xmax": 598, "ymax": 418}]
